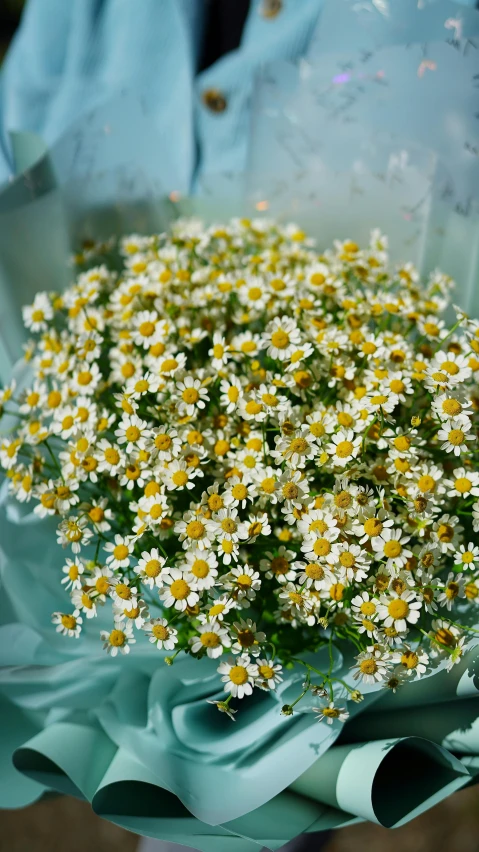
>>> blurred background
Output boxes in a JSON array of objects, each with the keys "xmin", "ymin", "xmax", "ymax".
[{"xmin": 0, "ymin": 2, "xmax": 478, "ymax": 851}]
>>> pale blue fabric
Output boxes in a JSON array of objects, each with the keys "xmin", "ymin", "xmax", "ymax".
[
  {"xmin": 2, "ymin": 0, "xmax": 476, "ymax": 194},
  {"xmin": 0, "ymin": 0, "xmax": 326, "ymax": 193}
]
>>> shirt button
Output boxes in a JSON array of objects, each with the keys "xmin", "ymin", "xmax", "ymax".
[
  {"xmin": 202, "ymin": 88, "xmax": 228, "ymax": 113},
  {"xmin": 261, "ymin": 0, "xmax": 283, "ymax": 18}
]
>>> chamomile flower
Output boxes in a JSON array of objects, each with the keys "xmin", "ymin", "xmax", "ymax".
[
  {"xmin": 325, "ymin": 430, "xmax": 362, "ymax": 467},
  {"xmin": 104, "ymin": 534, "xmax": 134, "ymax": 569},
  {"xmin": 352, "ymin": 647, "xmax": 391, "ymax": 685},
  {"xmin": 437, "ymin": 417, "xmax": 473, "ymax": 456},
  {"xmin": 101, "ymin": 621, "xmax": 136, "ymax": 656},
  {"xmin": 52, "ymin": 611, "xmax": 83, "ymax": 638},
  {"xmin": 218, "ymin": 654, "xmax": 259, "ymax": 699},
  {"xmin": 190, "ymin": 622, "xmax": 231, "ymax": 658},
  {"xmin": 377, "ymin": 591, "xmax": 422, "ymax": 632},
  {"xmin": 313, "ymin": 702, "xmax": 349, "ymax": 725},
  {"xmin": 144, "ymin": 618, "xmax": 178, "ymax": 650},
  {"xmin": 160, "ymin": 569, "xmax": 200, "ymax": 611}
]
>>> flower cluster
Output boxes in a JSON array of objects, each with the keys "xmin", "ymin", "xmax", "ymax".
[{"xmin": 1, "ymin": 218, "xmax": 478, "ymax": 721}]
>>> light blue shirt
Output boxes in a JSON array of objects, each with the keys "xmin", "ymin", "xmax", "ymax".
[{"xmin": 0, "ymin": 0, "xmax": 326, "ymax": 192}]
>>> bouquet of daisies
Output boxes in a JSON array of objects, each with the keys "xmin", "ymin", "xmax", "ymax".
[{"xmin": 2, "ymin": 217, "xmax": 478, "ymax": 725}]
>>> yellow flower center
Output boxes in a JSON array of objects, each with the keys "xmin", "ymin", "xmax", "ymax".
[
  {"xmin": 446, "ymin": 582, "xmax": 460, "ymax": 600},
  {"xmin": 182, "ymin": 387, "xmax": 199, "ymax": 404},
  {"xmin": 104, "ymin": 447, "xmax": 119, "ymax": 465},
  {"xmin": 208, "ymin": 494, "xmax": 224, "ymax": 511},
  {"xmin": 337, "ymin": 412, "xmax": 354, "ymax": 427},
  {"xmin": 259, "ymin": 664, "xmax": 274, "ymax": 680},
  {"xmin": 388, "ymin": 599, "xmax": 409, "ymax": 619},
  {"xmin": 200, "ymin": 631, "xmax": 220, "ymax": 648},
  {"xmin": 214, "ymin": 439, "xmax": 230, "ymax": 456},
  {"xmin": 417, "ymin": 475, "xmax": 435, "ymax": 493},
  {"xmin": 401, "ymin": 651, "xmax": 419, "ymax": 669},
  {"xmin": 454, "ymin": 477, "xmax": 472, "ymax": 494},
  {"xmin": 305, "ymin": 564, "xmax": 324, "ymax": 580},
  {"xmin": 339, "ymin": 552, "xmax": 355, "ymax": 568},
  {"xmin": 336, "ymin": 440, "xmax": 353, "ymax": 458},
  {"xmin": 221, "ymin": 518, "xmax": 237, "ymax": 534},
  {"xmin": 145, "ymin": 559, "xmax": 162, "ymax": 577},
  {"xmin": 126, "ymin": 425, "xmax": 141, "ymax": 442},
  {"xmin": 434, "ymin": 627, "xmax": 455, "ymax": 647},
  {"xmin": 186, "ymin": 520, "xmax": 205, "ymax": 540},
  {"xmin": 229, "ymin": 665, "xmax": 248, "ymax": 685},
  {"xmin": 191, "ymin": 559, "xmax": 209, "ymax": 579},
  {"xmin": 383, "ymin": 540, "xmax": 402, "ymax": 559},
  {"xmin": 437, "ymin": 523, "xmax": 454, "ymax": 543},
  {"xmin": 442, "ymin": 398, "xmax": 462, "ymax": 416},
  {"xmin": 282, "ymin": 483, "xmax": 299, "ymax": 500},
  {"xmin": 231, "ymin": 483, "xmax": 247, "ymax": 501},
  {"xmin": 152, "ymin": 624, "xmax": 169, "ymax": 641},
  {"xmin": 170, "ymin": 579, "xmax": 190, "ymax": 600},
  {"xmin": 115, "ymin": 583, "xmax": 132, "ymax": 600},
  {"xmin": 330, "ymin": 583, "xmax": 345, "ymax": 601},
  {"xmin": 360, "ymin": 601, "xmax": 376, "ymax": 616},
  {"xmin": 155, "ymin": 434, "xmax": 172, "ymax": 450},
  {"xmin": 139, "ymin": 321, "xmax": 155, "ymax": 337},
  {"xmin": 270, "ymin": 556, "xmax": 289, "ymax": 575},
  {"xmin": 113, "ymin": 544, "xmax": 129, "ymax": 561},
  {"xmin": 109, "ymin": 629, "xmax": 126, "ymax": 647},
  {"xmin": 394, "ymin": 435, "xmax": 411, "ymax": 452},
  {"xmin": 313, "ymin": 538, "xmax": 331, "ymax": 556},
  {"xmin": 245, "ymin": 400, "xmax": 262, "ymax": 415},
  {"xmin": 172, "ymin": 470, "xmax": 188, "ymax": 487},
  {"xmin": 271, "ymin": 329, "xmax": 290, "ymax": 349},
  {"xmin": 360, "ymin": 659, "xmax": 378, "ymax": 675},
  {"xmin": 442, "ymin": 360, "xmax": 459, "ymax": 375},
  {"xmin": 462, "ymin": 551, "xmax": 474, "ymax": 564},
  {"xmin": 364, "ymin": 518, "xmax": 383, "ymax": 537},
  {"xmin": 61, "ymin": 614, "xmax": 77, "ymax": 630},
  {"xmin": 448, "ymin": 429, "xmax": 464, "ymax": 446},
  {"xmin": 262, "ymin": 393, "xmax": 278, "ymax": 406}
]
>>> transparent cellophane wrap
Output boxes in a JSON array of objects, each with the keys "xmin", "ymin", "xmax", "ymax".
[{"xmin": 0, "ymin": 2, "xmax": 479, "ymax": 848}]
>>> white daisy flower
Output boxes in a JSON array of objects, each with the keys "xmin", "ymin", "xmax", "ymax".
[
  {"xmin": 437, "ymin": 417, "xmax": 473, "ymax": 456},
  {"xmin": 325, "ymin": 430, "xmax": 362, "ymax": 467},
  {"xmin": 143, "ymin": 618, "xmax": 178, "ymax": 650},
  {"xmin": 176, "ymin": 376, "xmax": 209, "ymax": 417},
  {"xmin": 52, "ymin": 611, "xmax": 83, "ymax": 638},
  {"xmin": 372, "ymin": 528, "xmax": 413, "ymax": 571},
  {"xmin": 437, "ymin": 572, "xmax": 465, "ymax": 611},
  {"xmin": 160, "ymin": 569, "xmax": 199, "ymax": 611},
  {"xmin": 217, "ymin": 654, "xmax": 259, "ymax": 699},
  {"xmin": 352, "ymin": 646, "xmax": 391, "ymax": 685},
  {"xmin": 313, "ymin": 702, "xmax": 349, "ymax": 725},
  {"xmin": 104, "ymin": 534, "xmax": 134, "ymax": 569},
  {"xmin": 377, "ymin": 590, "xmax": 422, "ymax": 632},
  {"xmin": 256, "ymin": 658, "xmax": 283, "ymax": 691},
  {"xmin": 101, "ymin": 621, "xmax": 136, "ymax": 656},
  {"xmin": 189, "ymin": 622, "xmax": 231, "ymax": 658},
  {"xmin": 265, "ymin": 316, "xmax": 301, "ymax": 361},
  {"xmin": 23, "ymin": 293, "xmax": 53, "ymax": 332},
  {"xmin": 61, "ymin": 557, "xmax": 85, "ymax": 591},
  {"xmin": 391, "ymin": 645, "xmax": 429, "ymax": 678}
]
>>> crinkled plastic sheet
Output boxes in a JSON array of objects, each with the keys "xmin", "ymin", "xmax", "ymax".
[{"xmin": 248, "ymin": 0, "xmax": 479, "ymax": 313}]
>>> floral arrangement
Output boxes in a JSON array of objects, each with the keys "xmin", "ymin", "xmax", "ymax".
[{"xmin": 1, "ymin": 217, "xmax": 478, "ymax": 723}]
